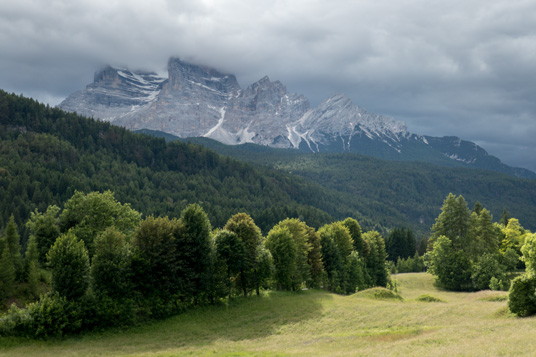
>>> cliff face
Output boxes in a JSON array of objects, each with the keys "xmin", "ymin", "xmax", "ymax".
[{"xmin": 59, "ymin": 57, "xmax": 536, "ymax": 179}]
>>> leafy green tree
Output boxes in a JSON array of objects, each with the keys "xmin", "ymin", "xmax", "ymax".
[
  {"xmin": 500, "ymin": 218, "xmax": 526, "ymax": 254},
  {"xmin": 304, "ymin": 225, "xmax": 323, "ymax": 288},
  {"xmin": 501, "ymin": 248, "xmax": 521, "ymax": 271},
  {"xmin": 59, "ymin": 191, "xmax": 141, "ymax": 256},
  {"xmin": 266, "ymin": 226, "xmax": 297, "ymax": 291},
  {"xmin": 342, "ymin": 218, "xmax": 368, "ymax": 257},
  {"xmin": 521, "ymin": 233, "xmax": 536, "ymax": 276},
  {"xmin": 271, "ymin": 219, "xmax": 311, "ymax": 288},
  {"xmin": 24, "ymin": 235, "xmax": 40, "ymax": 298},
  {"xmin": 508, "ymin": 233, "xmax": 536, "ymax": 316},
  {"xmin": 345, "ymin": 251, "xmax": 365, "ymax": 293},
  {"xmin": 468, "ymin": 208, "xmax": 498, "ymax": 258},
  {"xmin": 47, "ymin": 231, "xmax": 90, "ymax": 300},
  {"xmin": 508, "ymin": 274, "xmax": 536, "ymax": 317},
  {"xmin": 130, "ymin": 216, "xmax": 179, "ymax": 303},
  {"xmin": 0, "ymin": 246, "xmax": 16, "ymax": 299},
  {"xmin": 255, "ymin": 245, "xmax": 273, "ymax": 293},
  {"xmin": 214, "ymin": 229, "xmax": 245, "ymax": 298},
  {"xmin": 429, "ymin": 235, "xmax": 472, "ymax": 291},
  {"xmin": 319, "ymin": 228, "xmax": 343, "ymax": 293},
  {"xmin": 471, "ymin": 254, "xmax": 506, "ymax": 290},
  {"xmin": 175, "ymin": 204, "xmax": 213, "ymax": 304},
  {"xmin": 90, "ymin": 227, "xmax": 131, "ymax": 299},
  {"xmin": 26, "ymin": 205, "xmax": 60, "ymax": 264},
  {"xmin": 224, "ymin": 213, "xmax": 263, "ymax": 296},
  {"xmin": 363, "ymin": 231, "xmax": 389, "ymax": 287},
  {"xmin": 5, "ymin": 215, "xmax": 23, "ymax": 281},
  {"xmin": 431, "ymin": 193, "xmax": 471, "ymax": 250}
]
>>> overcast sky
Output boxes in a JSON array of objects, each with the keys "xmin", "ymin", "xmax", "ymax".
[{"xmin": 1, "ymin": 0, "xmax": 535, "ymax": 172}]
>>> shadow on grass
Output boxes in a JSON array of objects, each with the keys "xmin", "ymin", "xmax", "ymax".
[{"xmin": 54, "ymin": 289, "xmax": 333, "ymax": 353}]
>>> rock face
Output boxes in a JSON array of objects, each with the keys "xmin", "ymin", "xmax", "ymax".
[{"xmin": 59, "ymin": 57, "xmax": 536, "ymax": 179}]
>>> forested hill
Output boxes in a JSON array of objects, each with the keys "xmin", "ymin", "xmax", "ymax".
[
  {"xmin": 0, "ymin": 90, "xmax": 354, "ymax": 241},
  {"xmin": 139, "ymin": 132, "xmax": 536, "ymax": 234}
]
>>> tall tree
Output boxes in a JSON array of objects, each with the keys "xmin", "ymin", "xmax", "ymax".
[
  {"xmin": 214, "ymin": 229, "xmax": 245, "ymax": 298},
  {"xmin": 47, "ymin": 231, "xmax": 90, "ymax": 300},
  {"xmin": 59, "ymin": 191, "xmax": 140, "ymax": 256},
  {"xmin": 266, "ymin": 226, "xmax": 297, "ymax": 291},
  {"xmin": 431, "ymin": 193, "xmax": 471, "ymax": 251},
  {"xmin": 500, "ymin": 218, "xmax": 526, "ymax": 254},
  {"xmin": 90, "ymin": 227, "xmax": 131, "ymax": 299},
  {"xmin": 24, "ymin": 234, "xmax": 40, "ymax": 298},
  {"xmin": 0, "ymin": 246, "xmax": 16, "ymax": 299},
  {"xmin": 363, "ymin": 231, "xmax": 388, "ymax": 287},
  {"xmin": 176, "ymin": 204, "xmax": 213, "ymax": 304},
  {"xmin": 5, "ymin": 214, "xmax": 23, "ymax": 281},
  {"xmin": 429, "ymin": 235, "xmax": 472, "ymax": 291},
  {"xmin": 271, "ymin": 218, "xmax": 311, "ymax": 288},
  {"xmin": 304, "ymin": 225, "xmax": 323, "ymax": 288},
  {"xmin": 130, "ymin": 216, "xmax": 179, "ymax": 303},
  {"xmin": 342, "ymin": 218, "xmax": 368, "ymax": 257},
  {"xmin": 26, "ymin": 205, "xmax": 60, "ymax": 264},
  {"xmin": 224, "ymin": 213, "xmax": 263, "ymax": 296}
]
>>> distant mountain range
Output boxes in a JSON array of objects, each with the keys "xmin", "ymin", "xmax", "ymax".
[{"xmin": 59, "ymin": 57, "xmax": 536, "ymax": 179}]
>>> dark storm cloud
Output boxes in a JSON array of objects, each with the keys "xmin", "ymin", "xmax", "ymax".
[{"xmin": 1, "ymin": 0, "xmax": 535, "ymax": 171}]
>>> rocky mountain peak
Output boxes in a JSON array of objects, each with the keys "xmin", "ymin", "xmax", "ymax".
[{"xmin": 58, "ymin": 57, "xmax": 536, "ymax": 178}]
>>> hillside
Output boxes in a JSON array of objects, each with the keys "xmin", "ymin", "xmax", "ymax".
[
  {"xmin": 2, "ymin": 90, "xmax": 535, "ymax": 242},
  {"xmin": 0, "ymin": 91, "xmax": 344, "ymax": 240},
  {"xmin": 142, "ymin": 132, "xmax": 536, "ymax": 234},
  {"xmin": 2, "ymin": 273, "xmax": 534, "ymax": 356}
]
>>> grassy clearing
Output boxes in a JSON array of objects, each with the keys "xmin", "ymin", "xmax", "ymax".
[{"xmin": 1, "ymin": 273, "xmax": 535, "ymax": 356}]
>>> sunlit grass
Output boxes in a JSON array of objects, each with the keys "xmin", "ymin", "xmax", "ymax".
[{"xmin": 1, "ymin": 273, "xmax": 535, "ymax": 356}]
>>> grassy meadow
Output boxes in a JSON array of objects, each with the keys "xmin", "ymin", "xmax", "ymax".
[{"xmin": 1, "ymin": 273, "xmax": 535, "ymax": 356}]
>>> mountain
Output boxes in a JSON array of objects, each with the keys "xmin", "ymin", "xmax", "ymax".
[
  {"xmin": 59, "ymin": 57, "xmax": 536, "ymax": 179},
  {"xmin": 3, "ymin": 90, "xmax": 536, "ymax": 240}
]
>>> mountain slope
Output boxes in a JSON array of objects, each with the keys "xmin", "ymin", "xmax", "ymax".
[
  {"xmin": 59, "ymin": 58, "xmax": 536, "ymax": 179},
  {"xmin": 0, "ymin": 90, "xmax": 342, "ymax": 238},
  {"xmin": 139, "ymin": 130, "xmax": 536, "ymax": 234}
]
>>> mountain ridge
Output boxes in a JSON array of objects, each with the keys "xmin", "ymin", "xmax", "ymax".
[{"xmin": 59, "ymin": 57, "xmax": 536, "ymax": 179}]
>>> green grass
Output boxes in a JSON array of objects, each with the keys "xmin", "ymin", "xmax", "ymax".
[{"xmin": 1, "ymin": 273, "xmax": 535, "ymax": 356}]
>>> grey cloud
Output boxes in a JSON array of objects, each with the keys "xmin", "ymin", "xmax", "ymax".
[{"xmin": 1, "ymin": 0, "xmax": 535, "ymax": 171}]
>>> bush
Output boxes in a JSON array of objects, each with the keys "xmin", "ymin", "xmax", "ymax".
[
  {"xmin": 508, "ymin": 274, "xmax": 536, "ymax": 317},
  {"xmin": 471, "ymin": 254, "xmax": 506, "ymax": 290},
  {"xmin": 0, "ymin": 293, "xmax": 85, "ymax": 338},
  {"xmin": 416, "ymin": 294, "xmax": 444, "ymax": 302}
]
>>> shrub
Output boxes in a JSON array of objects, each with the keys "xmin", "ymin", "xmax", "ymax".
[
  {"xmin": 471, "ymin": 254, "xmax": 506, "ymax": 291},
  {"xmin": 0, "ymin": 293, "xmax": 85, "ymax": 338},
  {"xmin": 416, "ymin": 294, "xmax": 444, "ymax": 302},
  {"xmin": 508, "ymin": 274, "xmax": 536, "ymax": 317}
]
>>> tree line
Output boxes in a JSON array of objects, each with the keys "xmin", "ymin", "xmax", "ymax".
[{"xmin": 0, "ymin": 190, "xmax": 389, "ymax": 338}]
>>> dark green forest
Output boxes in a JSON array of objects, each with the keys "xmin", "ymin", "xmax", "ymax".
[
  {"xmin": 157, "ymin": 135, "xmax": 536, "ymax": 236},
  {"xmin": 0, "ymin": 90, "xmax": 352, "ymax": 243}
]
